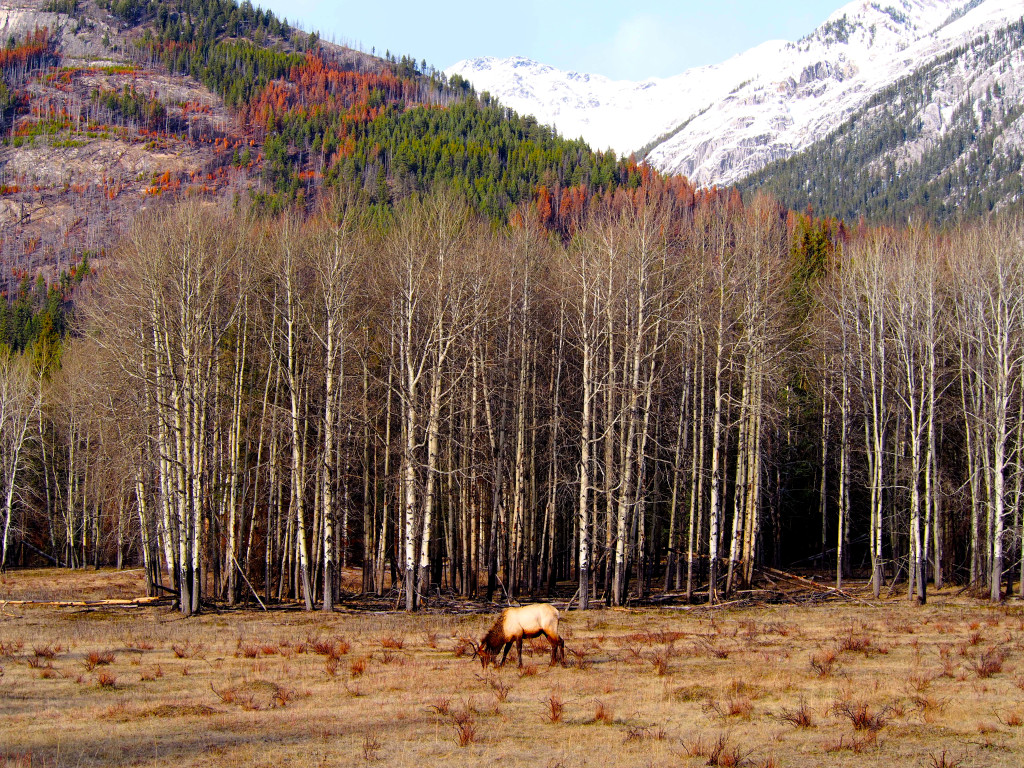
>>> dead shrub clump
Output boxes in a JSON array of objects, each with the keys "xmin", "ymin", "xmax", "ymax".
[
  {"xmin": 518, "ymin": 662, "xmax": 539, "ymax": 677},
  {"xmin": 487, "ymin": 676, "xmax": 513, "ymax": 702},
  {"xmin": 212, "ymin": 680, "xmax": 294, "ymax": 710},
  {"xmin": 27, "ymin": 655, "xmax": 53, "ymax": 670},
  {"xmin": 324, "ymin": 655, "xmax": 339, "ymax": 677},
  {"xmin": 830, "ymin": 700, "xmax": 888, "ymax": 731},
  {"xmin": 650, "ymin": 647, "xmax": 672, "ymax": 676},
  {"xmin": 124, "ymin": 636, "xmax": 154, "ymax": 651},
  {"xmin": 362, "ymin": 732, "xmax": 382, "ymax": 762},
  {"xmin": 777, "ymin": 699, "xmax": 814, "ymax": 728},
  {"xmin": 32, "ymin": 644, "xmax": 62, "ymax": 660},
  {"xmin": 973, "ymin": 647, "xmax": 1004, "ymax": 678},
  {"xmin": 996, "ymin": 710, "xmax": 1024, "ymax": 727},
  {"xmin": 592, "ymin": 699, "xmax": 614, "ymax": 724},
  {"xmin": 84, "ymin": 650, "xmax": 115, "ymax": 671},
  {"xmin": 907, "ymin": 671, "xmax": 934, "ymax": 692},
  {"xmin": 237, "ymin": 644, "xmax": 260, "ymax": 659},
  {"xmin": 450, "ymin": 707, "xmax": 477, "ymax": 746},
  {"xmin": 0, "ymin": 639, "xmax": 24, "ymax": 658},
  {"xmin": 838, "ymin": 633, "xmax": 872, "ymax": 654},
  {"xmin": 683, "ymin": 733, "xmax": 746, "ymax": 767},
  {"xmin": 310, "ymin": 636, "xmax": 350, "ymax": 659},
  {"xmin": 430, "ymin": 696, "xmax": 453, "ymax": 716},
  {"xmin": 926, "ymin": 750, "xmax": 965, "ymax": 768},
  {"xmin": 349, "ymin": 656, "xmax": 368, "ymax": 678},
  {"xmin": 824, "ymin": 731, "xmax": 878, "ymax": 754},
  {"xmin": 623, "ymin": 725, "xmax": 666, "ymax": 743},
  {"xmin": 546, "ymin": 693, "xmax": 564, "ymax": 723},
  {"xmin": 171, "ymin": 641, "xmax": 204, "ymax": 659},
  {"xmin": 452, "ymin": 636, "xmax": 472, "ymax": 657},
  {"xmin": 809, "ymin": 648, "xmax": 838, "ymax": 678},
  {"xmin": 704, "ymin": 696, "xmax": 753, "ymax": 720},
  {"xmin": 696, "ymin": 637, "xmax": 731, "ymax": 659},
  {"xmin": 673, "ymin": 683, "xmax": 714, "ymax": 702},
  {"xmin": 566, "ymin": 647, "xmax": 591, "ymax": 670}
]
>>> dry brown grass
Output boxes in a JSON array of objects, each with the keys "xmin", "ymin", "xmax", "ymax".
[{"xmin": 1, "ymin": 569, "xmax": 1024, "ymax": 767}]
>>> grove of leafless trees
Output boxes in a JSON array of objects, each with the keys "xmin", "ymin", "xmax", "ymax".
[{"xmin": 2, "ymin": 185, "xmax": 1023, "ymax": 613}]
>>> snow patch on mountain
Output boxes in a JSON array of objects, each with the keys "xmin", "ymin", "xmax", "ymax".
[{"xmin": 445, "ymin": 0, "xmax": 1023, "ymax": 186}]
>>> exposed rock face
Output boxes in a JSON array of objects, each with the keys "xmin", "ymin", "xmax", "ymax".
[{"xmin": 0, "ymin": 2, "xmax": 239, "ymax": 276}]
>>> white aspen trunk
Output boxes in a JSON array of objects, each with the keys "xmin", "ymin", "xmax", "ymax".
[
  {"xmin": 726, "ymin": 358, "xmax": 751, "ymax": 597},
  {"xmin": 226, "ymin": 306, "xmax": 248, "ymax": 606},
  {"xmin": 602, "ymin": 252, "xmax": 618, "ymax": 605},
  {"xmin": 613, "ymin": 306, "xmax": 644, "ymax": 606},
  {"xmin": 401, "ymin": 325, "xmax": 419, "ymax": 611},
  {"xmin": 664, "ymin": 356, "xmax": 690, "ymax": 592},
  {"xmin": 742, "ymin": 352, "xmax": 765, "ymax": 588},
  {"xmin": 321, "ymin": 310, "xmax": 337, "ymax": 612},
  {"xmin": 417, "ymin": 360, "xmax": 443, "ymax": 603},
  {"xmin": 285, "ymin": 259, "xmax": 314, "ymax": 611},
  {"xmin": 0, "ymin": 357, "xmax": 37, "ymax": 570},
  {"xmin": 837, "ymin": 346, "xmax": 849, "ymax": 589},
  {"xmin": 468, "ymin": 348, "xmax": 481, "ymax": 595},
  {"xmin": 819, "ymin": 362, "xmax": 830, "ymax": 562},
  {"xmin": 374, "ymin": 339, "xmax": 395, "ymax": 594},
  {"xmin": 135, "ymin": 469, "xmax": 154, "ymax": 594},
  {"xmin": 577, "ymin": 319, "xmax": 593, "ymax": 610},
  {"xmin": 511, "ymin": 315, "xmax": 529, "ymax": 596},
  {"xmin": 1015, "ymin": 396, "xmax": 1024, "ymax": 598},
  {"xmin": 362, "ymin": 351, "xmax": 373, "ymax": 594},
  {"xmin": 632, "ymin": 329, "xmax": 658, "ymax": 600},
  {"xmin": 686, "ymin": 333, "xmax": 706, "ymax": 602},
  {"xmin": 708, "ymin": 277, "xmax": 726, "ymax": 605},
  {"xmin": 545, "ymin": 303, "xmax": 566, "ymax": 595}
]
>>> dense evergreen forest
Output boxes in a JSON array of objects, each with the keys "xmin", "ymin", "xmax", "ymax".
[{"xmin": 2, "ymin": 1, "xmax": 1023, "ymax": 615}]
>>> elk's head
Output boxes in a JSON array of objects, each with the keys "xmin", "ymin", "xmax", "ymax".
[{"xmin": 472, "ymin": 638, "xmax": 495, "ymax": 669}]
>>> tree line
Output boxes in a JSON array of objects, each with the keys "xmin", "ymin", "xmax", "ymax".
[{"xmin": 1, "ymin": 182, "xmax": 1023, "ymax": 614}]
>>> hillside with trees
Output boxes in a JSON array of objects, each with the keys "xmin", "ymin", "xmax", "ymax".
[{"xmin": 0, "ymin": 0, "xmax": 642, "ymax": 307}]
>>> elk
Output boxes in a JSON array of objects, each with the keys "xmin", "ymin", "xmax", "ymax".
[{"xmin": 473, "ymin": 603, "xmax": 565, "ymax": 668}]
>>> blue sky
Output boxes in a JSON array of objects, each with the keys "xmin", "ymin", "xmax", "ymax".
[{"xmin": 255, "ymin": 1, "xmax": 846, "ymax": 80}]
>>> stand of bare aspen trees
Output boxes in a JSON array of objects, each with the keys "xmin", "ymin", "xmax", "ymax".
[{"xmin": 2, "ymin": 186, "xmax": 1023, "ymax": 613}]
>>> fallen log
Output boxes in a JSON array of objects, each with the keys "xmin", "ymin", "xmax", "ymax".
[
  {"xmin": 759, "ymin": 567, "xmax": 852, "ymax": 596},
  {"xmin": 0, "ymin": 596, "xmax": 164, "ymax": 607},
  {"xmin": 757, "ymin": 567, "xmax": 880, "ymax": 608}
]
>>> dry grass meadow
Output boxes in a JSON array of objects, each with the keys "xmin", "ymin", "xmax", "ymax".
[{"xmin": 2, "ymin": 570, "xmax": 1024, "ymax": 767}]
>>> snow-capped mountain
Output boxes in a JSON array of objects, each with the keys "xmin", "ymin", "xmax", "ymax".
[{"xmin": 446, "ymin": 0, "xmax": 1024, "ymax": 186}]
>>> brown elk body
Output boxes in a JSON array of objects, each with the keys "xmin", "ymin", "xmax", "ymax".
[{"xmin": 477, "ymin": 603, "xmax": 565, "ymax": 668}]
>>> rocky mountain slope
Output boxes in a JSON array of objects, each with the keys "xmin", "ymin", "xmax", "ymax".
[
  {"xmin": 741, "ymin": 15, "xmax": 1024, "ymax": 221},
  {"xmin": 446, "ymin": 0, "xmax": 1024, "ymax": 189}
]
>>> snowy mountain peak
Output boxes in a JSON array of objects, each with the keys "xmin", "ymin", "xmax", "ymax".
[{"xmin": 445, "ymin": 0, "xmax": 1021, "ymax": 186}]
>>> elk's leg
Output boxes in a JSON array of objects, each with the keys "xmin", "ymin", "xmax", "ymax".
[
  {"xmin": 544, "ymin": 631, "xmax": 562, "ymax": 665},
  {"xmin": 516, "ymin": 637, "xmax": 524, "ymax": 667},
  {"xmin": 499, "ymin": 641, "xmax": 512, "ymax": 667}
]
